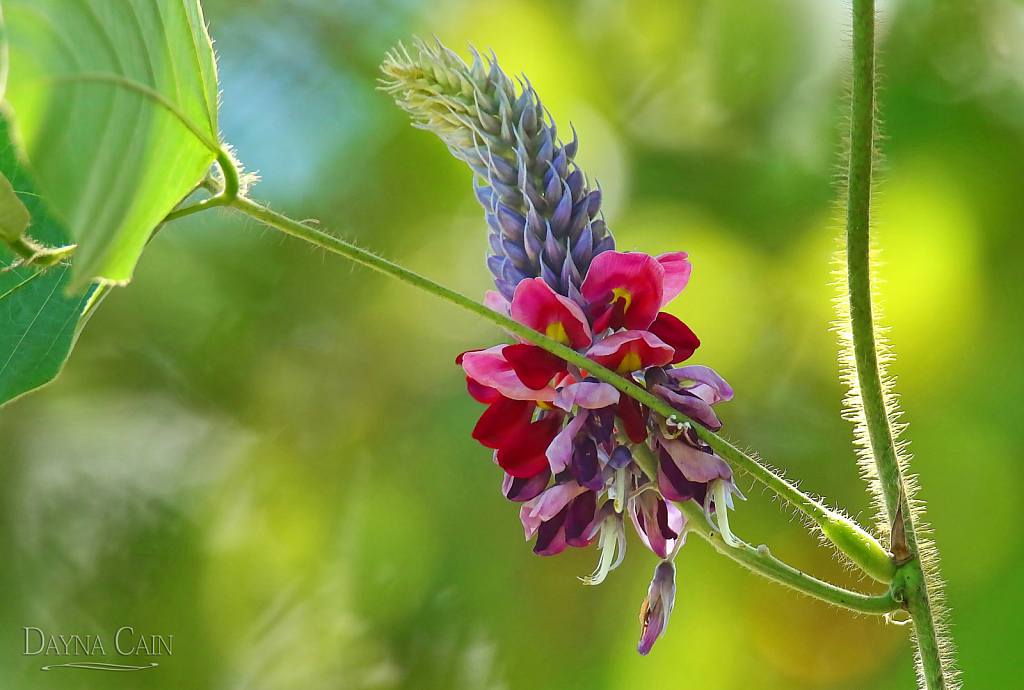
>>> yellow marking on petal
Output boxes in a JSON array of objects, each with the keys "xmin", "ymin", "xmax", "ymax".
[
  {"xmin": 639, "ymin": 593, "xmax": 651, "ymax": 627},
  {"xmin": 618, "ymin": 350, "xmax": 643, "ymax": 373},
  {"xmin": 537, "ymin": 401, "xmax": 554, "ymax": 411},
  {"xmin": 612, "ymin": 287, "xmax": 633, "ymax": 311},
  {"xmin": 545, "ymin": 321, "xmax": 569, "ymax": 345}
]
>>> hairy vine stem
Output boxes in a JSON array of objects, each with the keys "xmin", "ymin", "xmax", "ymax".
[
  {"xmin": 846, "ymin": 1, "xmax": 952, "ymax": 686},
  {"xmin": 676, "ymin": 500, "xmax": 897, "ymax": 615},
  {"xmin": 226, "ymin": 192, "xmax": 898, "ymax": 606}
]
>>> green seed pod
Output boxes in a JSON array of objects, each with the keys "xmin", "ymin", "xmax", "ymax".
[{"xmin": 818, "ymin": 511, "xmax": 896, "ymax": 584}]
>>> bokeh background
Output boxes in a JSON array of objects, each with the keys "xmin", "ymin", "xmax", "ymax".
[{"xmin": 2, "ymin": 0, "xmax": 1022, "ymax": 687}]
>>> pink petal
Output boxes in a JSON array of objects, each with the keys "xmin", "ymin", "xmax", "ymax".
[
  {"xmin": 656, "ymin": 252, "xmax": 692, "ymax": 307},
  {"xmin": 462, "ymin": 345, "xmax": 556, "ymax": 402},
  {"xmin": 553, "ymin": 381, "xmax": 620, "ymax": 411},
  {"xmin": 580, "ymin": 251, "xmax": 665, "ymax": 331},
  {"xmin": 484, "ymin": 290, "xmax": 512, "ymax": 317},
  {"xmin": 510, "ymin": 278, "xmax": 592, "ymax": 349},
  {"xmin": 546, "ymin": 413, "xmax": 590, "ymax": 473}
]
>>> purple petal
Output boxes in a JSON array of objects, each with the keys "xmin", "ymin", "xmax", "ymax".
[
  {"xmin": 657, "ymin": 447, "xmax": 708, "ymax": 504},
  {"xmin": 652, "ymin": 384, "xmax": 722, "ymax": 430},
  {"xmin": 659, "ymin": 437, "xmax": 732, "ymax": 484},
  {"xmin": 533, "ymin": 507, "xmax": 569, "ymax": 556},
  {"xmin": 608, "ymin": 445, "xmax": 632, "ymax": 470},
  {"xmin": 564, "ymin": 490, "xmax": 600, "ymax": 547},
  {"xmin": 570, "ymin": 437, "xmax": 604, "ymax": 491},
  {"xmin": 637, "ymin": 561, "xmax": 676, "ymax": 655},
  {"xmin": 502, "ymin": 467, "xmax": 551, "ymax": 502},
  {"xmin": 520, "ymin": 481, "xmax": 586, "ymax": 539},
  {"xmin": 666, "ymin": 365, "xmax": 734, "ymax": 405}
]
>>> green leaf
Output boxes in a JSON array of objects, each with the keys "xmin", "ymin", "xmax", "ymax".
[
  {"xmin": 2, "ymin": 0, "xmax": 220, "ymax": 290},
  {"xmin": 0, "ymin": 170, "xmax": 31, "ymax": 242},
  {"xmin": 0, "ymin": 111, "xmax": 96, "ymax": 406}
]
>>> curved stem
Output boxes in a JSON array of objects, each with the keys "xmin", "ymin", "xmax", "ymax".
[
  {"xmin": 227, "ymin": 193, "xmax": 891, "ymax": 581},
  {"xmin": 676, "ymin": 500, "xmax": 898, "ymax": 615},
  {"xmin": 846, "ymin": 1, "xmax": 950, "ymax": 687}
]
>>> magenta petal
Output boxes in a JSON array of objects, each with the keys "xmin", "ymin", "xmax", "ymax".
[
  {"xmin": 462, "ymin": 346, "xmax": 557, "ymax": 402},
  {"xmin": 553, "ymin": 381, "xmax": 620, "ymax": 411},
  {"xmin": 580, "ymin": 251, "xmax": 665, "ymax": 330},
  {"xmin": 631, "ymin": 493, "xmax": 685, "ymax": 559},
  {"xmin": 586, "ymin": 330, "xmax": 674, "ymax": 374},
  {"xmin": 659, "ymin": 436, "xmax": 733, "ymax": 483},
  {"xmin": 510, "ymin": 277, "xmax": 593, "ymax": 349},
  {"xmin": 667, "ymin": 365, "xmax": 734, "ymax": 405},
  {"xmin": 546, "ymin": 412, "xmax": 589, "ymax": 473},
  {"xmin": 520, "ymin": 481, "xmax": 587, "ymax": 539},
  {"xmin": 656, "ymin": 252, "xmax": 692, "ymax": 307}
]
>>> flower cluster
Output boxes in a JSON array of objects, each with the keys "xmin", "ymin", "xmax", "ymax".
[
  {"xmin": 459, "ymin": 250, "xmax": 742, "ymax": 652},
  {"xmin": 383, "ymin": 38, "xmax": 740, "ymax": 655}
]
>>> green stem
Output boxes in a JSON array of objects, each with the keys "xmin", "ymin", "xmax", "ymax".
[
  {"xmin": 846, "ymin": 1, "xmax": 950, "ymax": 687},
  {"xmin": 228, "ymin": 193, "xmax": 892, "ymax": 582},
  {"xmin": 163, "ymin": 149, "xmax": 239, "ymax": 222},
  {"xmin": 677, "ymin": 500, "xmax": 898, "ymax": 615}
]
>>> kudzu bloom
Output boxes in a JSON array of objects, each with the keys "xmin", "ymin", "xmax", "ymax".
[{"xmin": 383, "ymin": 38, "xmax": 742, "ymax": 654}]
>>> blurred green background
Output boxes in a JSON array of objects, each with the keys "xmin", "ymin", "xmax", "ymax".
[{"xmin": 2, "ymin": 0, "xmax": 1022, "ymax": 687}]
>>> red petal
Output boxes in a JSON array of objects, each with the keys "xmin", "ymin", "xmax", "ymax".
[
  {"xmin": 503, "ymin": 343, "xmax": 567, "ymax": 390},
  {"xmin": 648, "ymin": 312, "xmax": 700, "ymax": 364},
  {"xmin": 497, "ymin": 416, "xmax": 563, "ymax": 478},
  {"xmin": 473, "ymin": 398, "xmax": 533, "ymax": 449},
  {"xmin": 616, "ymin": 395, "xmax": 649, "ymax": 444}
]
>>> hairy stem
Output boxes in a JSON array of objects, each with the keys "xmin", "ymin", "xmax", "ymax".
[
  {"xmin": 228, "ymin": 193, "xmax": 892, "ymax": 583},
  {"xmin": 677, "ymin": 500, "xmax": 898, "ymax": 615},
  {"xmin": 846, "ymin": 1, "xmax": 951, "ymax": 687}
]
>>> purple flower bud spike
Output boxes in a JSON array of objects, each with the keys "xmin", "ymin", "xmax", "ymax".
[{"xmin": 381, "ymin": 38, "xmax": 615, "ymax": 296}]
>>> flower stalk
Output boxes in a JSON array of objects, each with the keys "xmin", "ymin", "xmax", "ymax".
[{"xmin": 676, "ymin": 500, "xmax": 898, "ymax": 615}]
